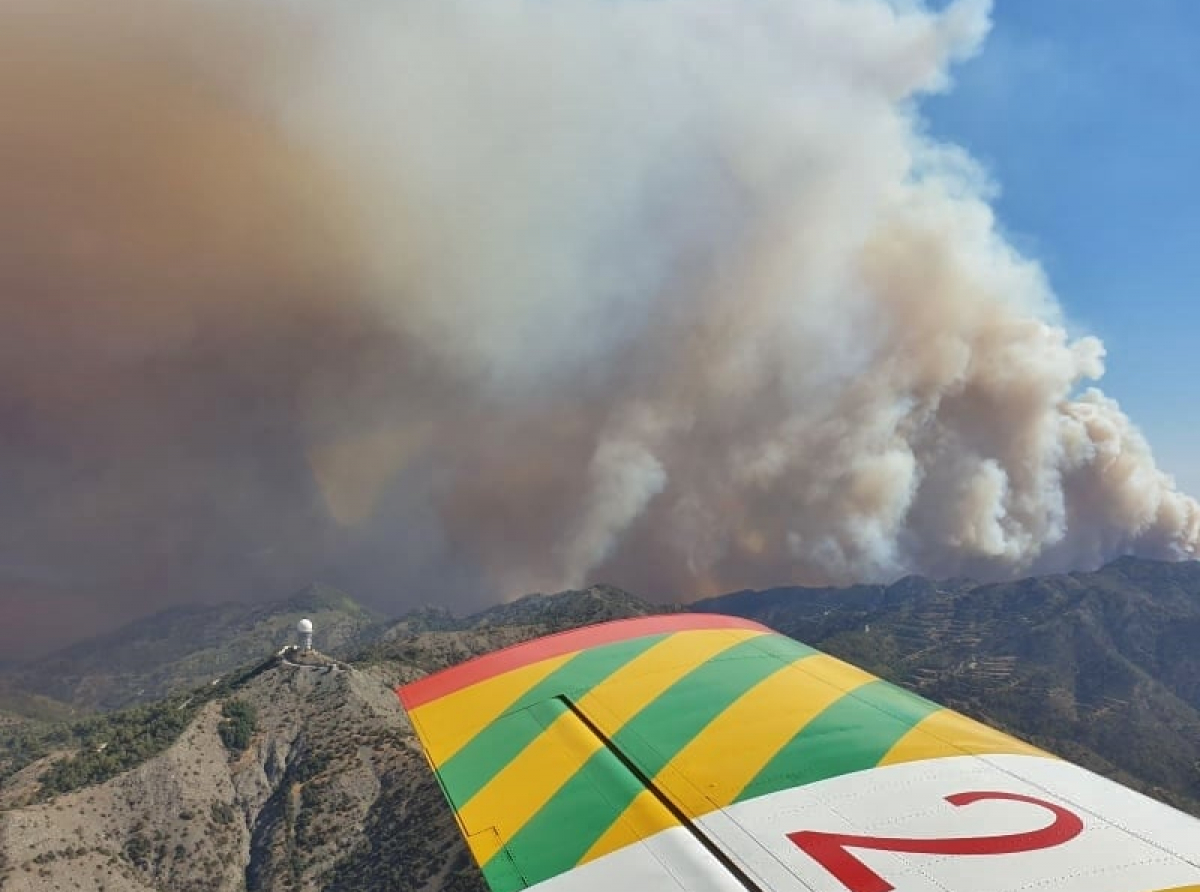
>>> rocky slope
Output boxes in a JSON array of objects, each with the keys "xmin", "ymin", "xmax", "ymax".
[
  {"xmin": 0, "ymin": 648, "xmax": 479, "ymax": 892},
  {"xmin": 0, "ymin": 583, "xmax": 651, "ymax": 892}
]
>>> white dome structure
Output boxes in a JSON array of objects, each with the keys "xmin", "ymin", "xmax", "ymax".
[{"xmin": 297, "ymin": 618, "xmax": 314, "ymax": 651}]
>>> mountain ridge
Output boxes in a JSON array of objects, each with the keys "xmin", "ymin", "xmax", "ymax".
[
  {"xmin": 2, "ymin": 583, "xmax": 385, "ymax": 713},
  {"xmin": 695, "ymin": 557, "xmax": 1200, "ymax": 814},
  {"xmin": 2, "ymin": 559, "xmax": 1199, "ymax": 890}
]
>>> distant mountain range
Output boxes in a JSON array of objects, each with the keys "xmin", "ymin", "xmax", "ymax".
[
  {"xmin": 1, "ymin": 558, "xmax": 1198, "ymax": 890},
  {"xmin": 0, "ymin": 582, "xmax": 666, "ymax": 715},
  {"xmin": 696, "ymin": 555, "xmax": 1200, "ymax": 816},
  {"xmin": 1, "ymin": 583, "xmax": 383, "ymax": 712}
]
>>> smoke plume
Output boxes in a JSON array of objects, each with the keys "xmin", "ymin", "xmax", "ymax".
[{"xmin": 2, "ymin": 0, "xmax": 1196, "ymax": 655}]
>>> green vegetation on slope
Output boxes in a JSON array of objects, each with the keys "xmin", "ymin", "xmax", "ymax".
[
  {"xmin": 697, "ymin": 558, "xmax": 1200, "ymax": 816},
  {"xmin": 323, "ymin": 750, "xmax": 485, "ymax": 892},
  {"xmin": 37, "ymin": 696, "xmax": 201, "ymax": 796},
  {"xmin": 218, "ymin": 699, "xmax": 258, "ymax": 754},
  {"xmin": 0, "ymin": 682, "xmax": 78, "ymax": 723},
  {"xmin": 1, "ymin": 656, "xmax": 277, "ymax": 801}
]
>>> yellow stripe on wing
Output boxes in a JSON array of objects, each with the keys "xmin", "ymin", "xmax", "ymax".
[
  {"xmin": 580, "ymin": 788, "xmax": 681, "ymax": 864},
  {"xmin": 880, "ymin": 707, "xmax": 1046, "ymax": 767},
  {"xmin": 459, "ymin": 704, "xmax": 605, "ymax": 866},
  {"xmin": 583, "ymin": 652, "xmax": 875, "ymax": 863},
  {"xmin": 410, "ymin": 652, "xmax": 575, "ymax": 766},
  {"xmin": 659, "ymin": 653, "xmax": 877, "ymax": 816},
  {"xmin": 575, "ymin": 628, "xmax": 769, "ymax": 726},
  {"xmin": 457, "ymin": 629, "xmax": 763, "ymax": 863}
]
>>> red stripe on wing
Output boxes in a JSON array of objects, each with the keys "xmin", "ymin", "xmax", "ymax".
[{"xmin": 397, "ymin": 612, "xmax": 771, "ymax": 710}]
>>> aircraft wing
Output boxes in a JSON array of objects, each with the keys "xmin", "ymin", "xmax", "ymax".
[{"xmin": 397, "ymin": 614, "xmax": 1200, "ymax": 892}]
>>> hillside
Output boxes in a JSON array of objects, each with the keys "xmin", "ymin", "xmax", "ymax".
[
  {"xmin": 361, "ymin": 583, "xmax": 667, "ymax": 665},
  {"xmin": 0, "ymin": 710, "xmax": 28, "ymax": 731},
  {"xmin": 0, "ymin": 583, "xmax": 660, "ymax": 719},
  {"xmin": 1, "ymin": 565, "xmax": 1199, "ymax": 890},
  {"xmin": 0, "ymin": 646, "xmax": 478, "ymax": 891},
  {"xmin": 0, "ymin": 685, "xmax": 79, "ymax": 725},
  {"xmin": 1, "ymin": 584, "xmax": 384, "ymax": 713},
  {"xmin": 0, "ymin": 585, "xmax": 655, "ymax": 892},
  {"xmin": 695, "ymin": 556, "xmax": 1200, "ymax": 815}
]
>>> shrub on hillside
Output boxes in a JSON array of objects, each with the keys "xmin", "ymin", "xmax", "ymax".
[{"xmin": 218, "ymin": 700, "xmax": 257, "ymax": 754}]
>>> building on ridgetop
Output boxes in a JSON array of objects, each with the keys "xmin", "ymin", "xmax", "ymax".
[{"xmin": 297, "ymin": 618, "xmax": 314, "ymax": 652}]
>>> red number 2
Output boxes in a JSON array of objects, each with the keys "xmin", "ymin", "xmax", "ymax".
[{"xmin": 786, "ymin": 791, "xmax": 1084, "ymax": 892}]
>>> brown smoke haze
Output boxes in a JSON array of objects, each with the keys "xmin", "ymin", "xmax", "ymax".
[{"xmin": 2, "ymin": 0, "xmax": 1197, "ymax": 657}]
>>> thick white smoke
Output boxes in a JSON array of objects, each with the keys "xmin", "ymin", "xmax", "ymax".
[
  {"xmin": 284, "ymin": 0, "xmax": 1197, "ymax": 594},
  {"xmin": 2, "ymin": 0, "xmax": 1197, "ymax": 653}
]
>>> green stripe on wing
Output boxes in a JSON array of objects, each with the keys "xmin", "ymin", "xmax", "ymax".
[{"xmin": 485, "ymin": 635, "xmax": 812, "ymax": 887}]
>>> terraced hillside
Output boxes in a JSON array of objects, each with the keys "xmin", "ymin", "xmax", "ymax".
[{"xmin": 697, "ymin": 557, "xmax": 1200, "ymax": 815}]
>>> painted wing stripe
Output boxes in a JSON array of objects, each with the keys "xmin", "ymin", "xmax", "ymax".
[
  {"xmin": 486, "ymin": 635, "xmax": 815, "ymax": 887},
  {"xmin": 573, "ymin": 628, "xmax": 770, "ymax": 728},
  {"xmin": 479, "ymin": 844, "xmax": 525, "ymax": 892},
  {"xmin": 435, "ymin": 633, "xmax": 670, "ymax": 806},
  {"xmin": 408, "ymin": 652, "xmax": 575, "ymax": 766},
  {"xmin": 659, "ymin": 653, "xmax": 877, "ymax": 817},
  {"xmin": 579, "ymin": 788, "xmax": 680, "ymax": 866},
  {"xmin": 459, "ymin": 698, "xmax": 604, "ymax": 867},
  {"xmin": 880, "ymin": 706, "xmax": 1046, "ymax": 767},
  {"xmin": 398, "ymin": 613, "xmax": 772, "ymax": 709},
  {"xmin": 606, "ymin": 635, "xmax": 819, "ymax": 779},
  {"xmin": 583, "ymin": 651, "xmax": 874, "ymax": 863},
  {"xmin": 486, "ymin": 745, "xmax": 650, "ymax": 892},
  {"xmin": 457, "ymin": 629, "xmax": 765, "ymax": 848},
  {"xmin": 737, "ymin": 678, "xmax": 941, "ymax": 802}
]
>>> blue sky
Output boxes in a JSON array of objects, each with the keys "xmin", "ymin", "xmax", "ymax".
[{"xmin": 921, "ymin": 0, "xmax": 1200, "ymax": 494}]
